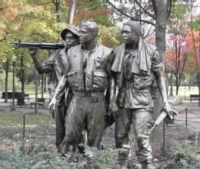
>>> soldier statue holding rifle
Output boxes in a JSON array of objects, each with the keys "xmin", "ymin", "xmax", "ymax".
[{"xmin": 28, "ymin": 25, "xmax": 80, "ymax": 153}]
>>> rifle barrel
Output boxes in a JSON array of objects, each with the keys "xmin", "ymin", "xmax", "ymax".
[{"xmin": 11, "ymin": 41, "xmax": 64, "ymax": 50}]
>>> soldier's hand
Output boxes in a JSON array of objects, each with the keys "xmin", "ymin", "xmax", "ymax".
[
  {"xmin": 163, "ymin": 102, "xmax": 177, "ymax": 119},
  {"xmin": 29, "ymin": 48, "xmax": 38, "ymax": 56},
  {"xmin": 49, "ymin": 98, "xmax": 56, "ymax": 118},
  {"xmin": 109, "ymin": 101, "xmax": 119, "ymax": 117}
]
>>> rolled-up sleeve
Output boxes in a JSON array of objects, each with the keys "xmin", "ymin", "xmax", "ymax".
[
  {"xmin": 151, "ymin": 50, "xmax": 163, "ymax": 74},
  {"xmin": 42, "ymin": 53, "xmax": 55, "ymax": 73}
]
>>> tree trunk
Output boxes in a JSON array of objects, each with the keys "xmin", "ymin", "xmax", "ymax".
[
  {"xmin": 67, "ymin": 0, "xmax": 77, "ymax": 24},
  {"xmin": 198, "ymin": 76, "xmax": 200, "ymax": 106},
  {"xmin": 34, "ymin": 69, "xmax": 39, "ymax": 114},
  {"xmin": 4, "ymin": 59, "xmax": 9, "ymax": 103},
  {"xmin": 175, "ymin": 74, "xmax": 179, "ymax": 95},
  {"xmin": 21, "ymin": 55, "xmax": 25, "ymax": 94},
  {"xmin": 152, "ymin": 0, "xmax": 168, "ymax": 155},
  {"xmin": 55, "ymin": 0, "xmax": 61, "ymax": 22},
  {"xmin": 170, "ymin": 71, "xmax": 173, "ymax": 96},
  {"xmin": 44, "ymin": 75, "xmax": 47, "ymax": 92}
]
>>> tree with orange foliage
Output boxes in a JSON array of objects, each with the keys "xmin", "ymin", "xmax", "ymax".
[
  {"xmin": 165, "ymin": 28, "xmax": 199, "ymax": 94},
  {"xmin": 166, "ymin": 34, "xmax": 187, "ymax": 95},
  {"xmin": 184, "ymin": 29, "xmax": 199, "ymax": 73}
]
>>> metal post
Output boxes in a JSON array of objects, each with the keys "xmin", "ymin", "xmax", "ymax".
[
  {"xmin": 22, "ymin": 113, "xmax": 26, "ymax": 140},
  {"xmin": 21, "ymin": 113, "xmax": 26, "ymax": 153},
  {"xmin": 199, "ymin": 15, "xmax": 200, "ymax": 106},
  {"xmin": 41, "ymin": 74, "xmax": 44, "ymax": 99},
  {"xmin": 162, "ymin": 120, "xmax": 166, "ymax": 154},
  {"xmin": 186, "ymin": 108, "xmax": 188, "ymax": 128}
]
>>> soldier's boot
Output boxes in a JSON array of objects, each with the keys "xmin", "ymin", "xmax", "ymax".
[
  {"xmin": 59, "ymin": 142, "xmax": 73, "ymax": 156},
  {"xmin": 77, "ymin": 143, "xmax": 85, "ymax": 154},
  {"xmin": 127, "ymin": 160, "xmax": 142, "ymax": 169},
  {"xmin": 112, "ymin": 165, "xmax": 127, "ymax": 169},
  {"xmin": 142, "ymin": 162, "xmax": 156, "ymax": 169},
  {"xmin": 56, "ymin": 144, "xmax": 63, "ymax": 154},
  {"xmin": 118, "ymin": 148, "xmax": 129, "ymax": 169},
  {"xmin": 58, "ymin": 143, "xmax": 66, "ymax": 156}
]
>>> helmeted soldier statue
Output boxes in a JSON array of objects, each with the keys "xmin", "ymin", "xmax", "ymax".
[
  {"xmin": 29, "ymin": 25, "xmax": 80, "ymax": 152},
  {"xmin": 49, "ymin": 21, "xmax": 113, "ymax": 154},
  {"xmin": 110, "ymin": 21, "xmax": 173, "ymax": 169}
]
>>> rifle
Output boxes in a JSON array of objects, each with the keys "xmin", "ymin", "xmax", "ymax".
[
  {"xmin": 148, "ymin": 108, "xmax": 177, "ymax": 135},
  {"xmin": 11, "ymin": 40, "xmax": 64, "ymax": 50}
]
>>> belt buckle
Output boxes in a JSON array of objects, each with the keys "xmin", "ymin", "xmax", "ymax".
[
  {"xmin": 86, "ymin": 91, "xmax": 99, "ymax": 103},
  {"xmin": 85, "ymin": 91, "xmax": 91, "ymax": 97}
]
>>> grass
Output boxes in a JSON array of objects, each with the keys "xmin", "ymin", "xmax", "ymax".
[
  {"xmin": 0, "ymin": 144, "xmax": 65, "ymax": 169},
  {"xmin": 0, "ymin": 111, "xmax": 54, "ymax": 128},
  {"xmin": 0, "ymin": 143, "xmax": 117, "ymax": 169},
  {"xmin": 161, "ymin": 141, "xmax": 200, "ymax": 169}
]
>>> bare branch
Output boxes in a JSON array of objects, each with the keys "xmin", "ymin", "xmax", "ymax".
[
  {"xmin": 106, "ymin": 0, "xmax": 155, "ymax": 25},
  {"xmin": 144, "ymin": 26, "xmax": 155, "ymax": 39},
  {"xmin": 150, "ymin": 0, "xmax": 157, "ymax": 17},
  {"xmin": 134, "ymin": 0, "xmax": 155, "ymax": 19}
]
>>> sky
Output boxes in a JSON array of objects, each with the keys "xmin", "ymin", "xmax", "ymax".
[{"xmin": 191, "ymin": 0, "xmax": 200, "ymax": 16}]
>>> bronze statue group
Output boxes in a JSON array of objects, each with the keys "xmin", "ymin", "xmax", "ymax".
[{"xmin": 29, "ymin": 20, "xmax": 174, "ymax": 169}]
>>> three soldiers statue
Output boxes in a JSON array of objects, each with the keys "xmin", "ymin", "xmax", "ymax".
[{"xmin": 26, "ymin": 20, "xmax": 174, "ymax": 169}]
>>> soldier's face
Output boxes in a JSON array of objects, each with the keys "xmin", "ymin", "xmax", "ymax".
[
  {"xmin": 79, "ymin": 26, "xmax": 94, "ymax": 44},
  {"xmin": 64, "ymin": 32, "xmax": 78, "ymax": 48},
  {"xmin": 121, "ymin": 25, "xmax": 139, "ymax": 44}
]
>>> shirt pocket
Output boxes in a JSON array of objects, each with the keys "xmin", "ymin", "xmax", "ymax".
[
  {"xmin": 135, "ymin": 91, "xmax": 151, "ymax": 106},
  {"xmin": 127, "ymin": 89, "xmax": 151, "ymax": 106},
  {"xmin": 93, "ymin": 71, "xmax": 108, "ymax": 90},
  {"xmin": 94, "ymin": 57, "xmax": 104, "ymax": 69},
  {"xmin": 134, "ymin": 74, "xmax": 152, "ymax": 89}
]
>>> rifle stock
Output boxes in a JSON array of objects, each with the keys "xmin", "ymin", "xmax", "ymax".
[
  {"xmin": 11, "ymin": 41, "xmax": 64, "ymax": 50},
  {"xmin": 148, "ymin": 109, "xmax": 176, "ymax": 135}
]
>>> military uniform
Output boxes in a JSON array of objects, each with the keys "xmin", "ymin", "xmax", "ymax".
[
  {"xmin": 59, "ymin": 44, "xmax": 112, "ymax": 149},
  {"xmin": 30, "ymin": 25, "xmax": 80, "ymax": 153},
  {"xmin": 111, "ymin": 40, "xmax": 160, "ymax": 165},
  {"xmin": 42, "ymin": 49, "xmax": 68, "ymax": 97},
  {"xmin": 37, "ymin": 49, "xmax": 69, "ymax": 149}
]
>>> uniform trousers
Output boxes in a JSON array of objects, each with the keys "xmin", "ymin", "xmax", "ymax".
[
  {"xmin": 61, "ymin": 92, "xmax": 106, "ymax": 150},
  {"xmin": 115, "ymin": 108, "xmax": 153, "ymax": 163}
]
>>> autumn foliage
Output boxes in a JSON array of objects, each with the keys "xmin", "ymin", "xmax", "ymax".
[{"xmin": 165, "ymin": 29, "xmax": 199, "ymax": 74}]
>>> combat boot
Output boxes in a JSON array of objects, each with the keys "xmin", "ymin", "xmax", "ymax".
[
  {"xmin": 127, "ymin": 162, "xmax": 142, "ymax": 169},
  {"xmin": 142, "ymin": 163, "xmax": 156, "ymax": 169},
  {"xmin": 118, "ymin": 148, "xmax": 129, "ymax": 166}
]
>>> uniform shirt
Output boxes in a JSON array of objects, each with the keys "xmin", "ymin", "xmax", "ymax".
[
  {"xmin": 41, "ymin": 49, "xmax": 68, "ymax": 98},
  {"xmin": 65, "ymin": 44, "xmax": 112, "ymax": 93},
  {"xmin": 111, "ymin": 41, "xmax": 160, "ymax": 109}
]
